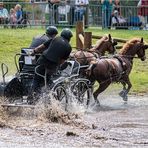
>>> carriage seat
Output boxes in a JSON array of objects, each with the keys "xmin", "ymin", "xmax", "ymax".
[{"xmin": 60, "ymin": 60, "xmax": 80, "ymax": 76}]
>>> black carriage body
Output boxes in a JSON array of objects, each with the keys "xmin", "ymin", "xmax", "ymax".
[{"xmin": 3, "ymin": 48, "xmax": 37, "ymax": 98}]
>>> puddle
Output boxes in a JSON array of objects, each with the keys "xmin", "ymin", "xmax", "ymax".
[{"xmin": 0, "ymin": 93, "xmax": 148, "ymax": 147}]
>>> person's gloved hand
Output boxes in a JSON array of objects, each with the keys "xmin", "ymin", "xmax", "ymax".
[{"xmin": 30, "ymin": 49, "xmax": 36, "ymax": 56}]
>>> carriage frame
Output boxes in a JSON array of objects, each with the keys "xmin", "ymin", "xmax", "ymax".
[{"xmin": 0, "ymin": 48, "xmax": 93, "ymax": 109}]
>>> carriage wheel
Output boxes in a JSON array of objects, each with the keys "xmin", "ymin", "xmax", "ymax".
[
  {"xmin": 52, "ymin": 84, "xmax": 68, "ymax": 110},
  {"xmin": 72, "ymin": 80, "xmax": 91, "ymax": 106}
]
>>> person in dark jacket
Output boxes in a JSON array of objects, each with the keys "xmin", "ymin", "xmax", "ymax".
[
  {"xmin": 32, "ymin": 28, "xmax": 73, "ymax": 93},
  {"xmin": 29, "ymin": 26, "xmax": 58, "ymax": 48},
  {"xmin": 19, "ymin": 26, "xmax": 58, "ymax": 71}
]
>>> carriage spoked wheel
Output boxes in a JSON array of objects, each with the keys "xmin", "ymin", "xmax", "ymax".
[
  {"xmin": 72, "ymin": 80, "xmax": 91, "ymax": 107},
  {"xmin": 52, "ymin": 84, "xmax": 68, "ymax": 110}
]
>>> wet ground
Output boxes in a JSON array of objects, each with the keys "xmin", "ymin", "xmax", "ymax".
[{"xmin": 0, "ymin": 92, "xmax": 148, "ymax": 148}]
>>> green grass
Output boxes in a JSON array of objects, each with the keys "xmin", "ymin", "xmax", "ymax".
[{"xmin": 0, "ymin": 28, "xmax": 148, "ymax": 94}]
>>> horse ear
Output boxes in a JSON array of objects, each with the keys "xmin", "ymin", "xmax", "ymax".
[
  {"xmin": 141, "ymin": 38, "xmax": 143, "ymax": 43},
  {"xmin": 108, "ymin": 34, "xmax": 112, "ymax": 41}
]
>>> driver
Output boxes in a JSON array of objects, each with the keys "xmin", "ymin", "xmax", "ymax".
[{"xmin": 32, "ymin": 28, "xmax": 73, "ymax": 94}]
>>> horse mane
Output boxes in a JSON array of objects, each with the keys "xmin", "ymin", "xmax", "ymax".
[
  {"xmin": 119, "ymin": 38, "xmax": 141, "ymax": 55},
  {"xmin": 91, "ymin": 35, "xmax": 108, "ymax": 50}
]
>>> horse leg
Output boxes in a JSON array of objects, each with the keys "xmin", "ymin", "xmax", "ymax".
[
  {"xmin": 93, "ymin": 82, "xmax": 111, "ymax": 105},
  {"xmin": 119, "ymin": 81, "xmax": 126, "ymax": 98},
  {"xmin": 120, "ymin": 77, "xmax": 132, "ymax": 101}
]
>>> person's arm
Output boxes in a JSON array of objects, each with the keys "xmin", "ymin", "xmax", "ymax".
[
  {"xmin": 34, "ymin": 44, "xmax": 45, "ymax": 53},
  {"xmin": 32, "ymin": 38, "xmax": 53, "ymax": 55},
  {"xmin": 60, "ymin": 46, "xmax": 72, "ymax": 64},
  {"xmin": 31, "ymin": 44, "xmax": 45, "ymax": 55},
  {"xmin": 17, "ymin": 10, "xmax": 23, "ymax": 22},
  {"xmin": 137, "ymin": 0, "xmax": 142, "ymax": 7}
]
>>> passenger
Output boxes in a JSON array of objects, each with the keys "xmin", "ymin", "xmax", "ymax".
[
  {"xmin": 31, "ymin": 28, "xmax": 73, "ymax": 94},
  {"xmin": 19, "ymin": 26, "xmax": 58, "ymax": 71},
  {"xmin": 29, "ymin": 26, "xmax": 58, "ymax": 49}
]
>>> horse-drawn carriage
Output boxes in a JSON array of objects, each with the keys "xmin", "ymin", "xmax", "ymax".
[
  {"xmin": 1, "ymin": 35, "xmax": 147, "ymax": 110},
  {"xmin": 0, "ymin": 48, "xmax": 93, "ymax": 109}
]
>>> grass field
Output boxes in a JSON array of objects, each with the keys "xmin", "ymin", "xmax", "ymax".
[{"xmin": 0, "ymin": 28, "xmax": 148, "ymax": 94}]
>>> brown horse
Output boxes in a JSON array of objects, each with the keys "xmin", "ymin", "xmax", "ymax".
[
  {"xmin": 70, "ymin": 34, "xmax": 117, "ymax": 65},
  {"xmin": 87, "ymin": 38, "xmax": 148, "ymax": 104}
]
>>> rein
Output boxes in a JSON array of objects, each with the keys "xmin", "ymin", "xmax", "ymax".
[
  {"xmin": 74, "ymin": 51, "xmax": 96, "ymax": 60},
  {"xmin": 119, "ymin": 55, "xmax": 142, "ymax": 59}
]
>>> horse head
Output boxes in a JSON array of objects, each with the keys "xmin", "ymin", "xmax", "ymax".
[
  {"xmin": 136, "ymin": 38, "xmax": 148, "ymax": 61},
  {"xmin": 119, "ymin": 38, "xmax": 148, "ymax": 61},
  {"xmin": 89, "ymin": 34, "xmax": 117, "ymax": 56}
]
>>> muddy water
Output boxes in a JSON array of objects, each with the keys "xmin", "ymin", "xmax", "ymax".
[{"xmin": 0, "ymin": 93, "xmax": 148, "ymax": 148}]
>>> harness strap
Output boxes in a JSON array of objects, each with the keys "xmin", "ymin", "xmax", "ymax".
[
  {"xmin": 103, "ymin": 59, "xmax": 126, "ymax": 82},
  {"xmin": 113, "ymin": 55, "xmax": 127, "ymax": 71}
]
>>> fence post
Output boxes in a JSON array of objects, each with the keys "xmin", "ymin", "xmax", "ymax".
[
  {"xmin": 84, "ymin": 32, "xmax": 92, "ymax": 50},
  {"xmin": 76, "ymin": 21, "xmax": 84, "ymax": 49}
]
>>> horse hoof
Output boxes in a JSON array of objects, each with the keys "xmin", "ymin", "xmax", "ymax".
[
  {"xmin": 123, "ymin": 95, "xmax": 128, "ymax": 101},
  {"xmin": 119, "ymin": 91, "xmax": 124, "ymax": 98},
  {"xmin": 95, "ymin": 100, "xmax": 100, "ymax": 106}
]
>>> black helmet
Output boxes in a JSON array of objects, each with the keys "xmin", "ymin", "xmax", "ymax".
[
  {"xmin": 60, "ymin": 28, "xmax": 73, "ymax": 41},
  {"xmin": 46, "ymin": 26, "xmax": 58, "ymax": 36}
]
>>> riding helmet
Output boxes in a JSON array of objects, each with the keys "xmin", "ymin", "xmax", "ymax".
[
  {"xmin": 60, "ymin": 28, "xmax": 73, "ymax": 41},
  {"xmin": 46, "ymin": 26, "xmax": 58, "ymax": 36}
]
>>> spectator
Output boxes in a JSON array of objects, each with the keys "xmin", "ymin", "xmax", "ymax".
[
  {"xmin": 67, "ymin": 0, "xmax": 75, "ymax": 27},
  {"xmin": 112, "ymin": 10, "xmax": 142, "ymax": 29},
  {"xmin": 15, "ymin": 4, "xmax": 23, "ymax": 26},
  {"xmin": 0, "ymin": 2, "xmax": 9, "ymax": 28},
  {"xmin": 48, "ymin": 0, "xmax": 61, "ymax": 25},
  {"xmin": 113, "ymin": 0, "xmax": 121, "ymax": 15},
  {"xmin": 101, "ymin": 0, "xmax": 113, "ymax": 29},
  {"xmin": 75, "ymin": 0, "xmax": 89, "ymax": 28},
  {"xmin": 138, "ymin": 0, "xmax": 148, "ymax": 30},
  {"xmin": 31, "ymin": 28, "xmax": 73, "ymax": 95},
  {"xmin": 9, "ymin": 8, "xmax": 17, "ymax": 28}
]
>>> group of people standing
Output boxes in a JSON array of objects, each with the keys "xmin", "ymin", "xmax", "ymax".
[
  {"xmin": 10, "ymin": 4, "xmax": 23, "ymax": 28},
  {"xmin": 101, "ymin": 0, "xmax": 126, "ymax": 29},
  {"xmin": 138, "ymin": 0, "xmax": 148, "ymax": 30},
  {"xmin": 0, "ymin": 2, "xmax": 23, "ymax": 28},
  {"xmin": 102, "ymin": 0, "xmax": 148, "ymax": 29},
  {"xmin": 46, "ymin": 0, "xmax": 89, "ymax": 28}
]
